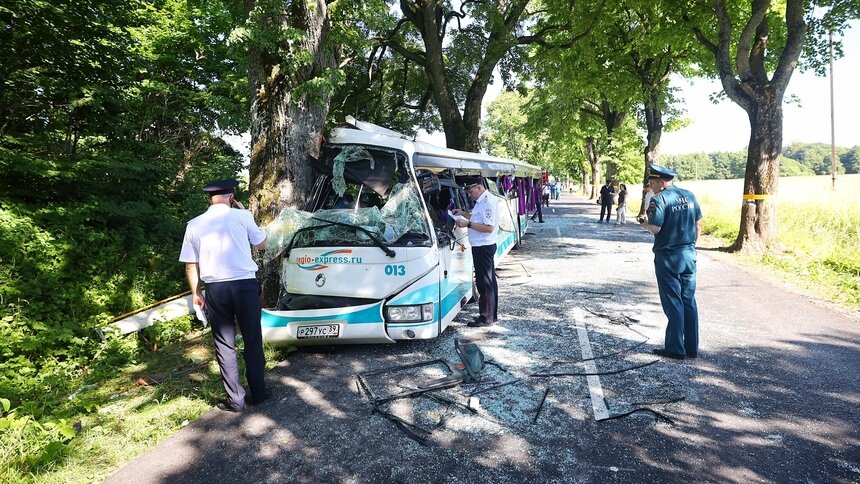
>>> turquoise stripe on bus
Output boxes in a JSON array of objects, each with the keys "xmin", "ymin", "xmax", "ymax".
[
  {"xmin": 440, "ymin": 281, "xmax": 469, "ymax": 317},
  {"xmin": 389, "ymin": 283, "xmax": 439, "ymax": 305},
  {"xmin": 261, "ymin": 302, "xmax": 383, "ymax": 328}
]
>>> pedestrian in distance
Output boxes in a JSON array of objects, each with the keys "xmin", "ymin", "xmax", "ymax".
[
  {"xmin": 615, "ymin": 183, "xmax": 628, "ymax": 225},
  {"xmin": 598, "ymin": 180, "xmax": 615, "ymax": 223},
  {"xmin": 179, "ymin": 179, "xmax": 269, "ymax": 412},
  {"xmin": 640, "ymin": 165, "xmax": 703, "ymax": 360},
  {"xmin": 638, "ymin": 185, "xmax": 655, "ymax": 224},
  {"xmin": 530, "ymin": 196, "xmax": 545, "ymax": 223},
  {"xmin": 542, "ymin": 183, "xmax": 551, "ymax": 207},
  {"xmin": 452, "ymin": 178, "xmax": 499, "ymax": 327}
]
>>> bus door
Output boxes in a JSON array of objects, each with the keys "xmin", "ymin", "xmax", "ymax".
[{"xmin": 421, "ymin": 172, "xmax": 472, "ymax": 327}]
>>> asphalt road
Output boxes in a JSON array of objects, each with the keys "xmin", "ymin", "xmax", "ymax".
[{"xmin": 106, "ymin": 193, "xmax": 860, "ymax": 484}]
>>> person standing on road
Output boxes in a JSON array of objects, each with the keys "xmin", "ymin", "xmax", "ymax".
[
  {"xmin": 640, "ymin": 165, "xmax": 703, "ymax": 360},
  {"xmin": 615, "ymin": 183, "xmax": 628, "ymax": 225},
  {"xmin": 453, "ymin": 178, "xmax": 499, "ymax": 327},
  {"xmin": 179, "ymin": 179, "xmax": 269, "ymax": 411},
  {"xmin": 598, "ymin": 180, "xmax": 615, "ymax": 223},
  {"xmin": 542, "ymin": 183, "xmax": 551, "ymax": 207}
]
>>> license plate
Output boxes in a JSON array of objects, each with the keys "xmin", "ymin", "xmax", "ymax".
[{"xmin": 296, "ymin": 324, "xmax": 340, "ymax": 339}]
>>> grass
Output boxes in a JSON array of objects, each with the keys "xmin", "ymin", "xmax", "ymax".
[
  {"xmin": 630, "ymin": 174, "xmax": 860, "ymax": 309},
  {"xmin": 0, "ymin": 324, "xmax": 294, "ymax": 484}
]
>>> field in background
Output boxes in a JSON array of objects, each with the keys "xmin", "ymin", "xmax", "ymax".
[{"xmin": 627, "ymin": 174, "xmax": 860, "ymax": 309}]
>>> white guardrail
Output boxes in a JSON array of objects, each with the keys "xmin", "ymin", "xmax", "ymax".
[{"xmin": 102, "ymin": 291, "xmax": 196, "ymax": 335}]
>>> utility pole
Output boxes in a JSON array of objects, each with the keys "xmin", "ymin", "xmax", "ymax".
[{"xmin": 829, "ymin": 31, "xmax": 837, "ymax": 190}]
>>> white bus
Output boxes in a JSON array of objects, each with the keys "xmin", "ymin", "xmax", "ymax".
[{"xmin": 261, "ymin": 118, "xmax": 542, "ymax": 344}]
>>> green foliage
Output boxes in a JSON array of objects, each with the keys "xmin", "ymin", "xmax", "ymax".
[
  {"xmin": 842, "ymin": 146, "xmax": 860, "ymax": 174},
  {"xmin": 0, "ymin": 0, "xmax": 138, "ymax": 145},
  {"xmin": 780, "ymin": 156, "xmax": 816, "ymax": 177},
  {"xmin": 0, "ymin": 4, "xmax": 248, "ymax": 476},
  {"xmin": 663, "ymin": 147, "xmax": 838, "ymax": 180},
  {"xmin": 783, "ymin": 142, "xmax": 850, "ymax": 175}
]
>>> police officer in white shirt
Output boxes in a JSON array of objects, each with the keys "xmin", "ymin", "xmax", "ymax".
[
  {"xmin": 452, "ymin": 178, "xmax": 499, "ymax": 327},
  {"xmin": 179, "ymin": 179, "xmax": 268, "ymax": 412}
]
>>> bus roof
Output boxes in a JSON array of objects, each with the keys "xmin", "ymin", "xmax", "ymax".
[{"xmin": 328, "ymin": 117, "xmax": 542, "ymax": 178}]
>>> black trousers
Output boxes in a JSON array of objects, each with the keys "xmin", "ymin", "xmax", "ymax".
[
  {"xmin": 472, "ymin": 244, "xmax": 498, "ymax": 323},
  {"xmin": 205, "ymin": 278, "xmax": 266, "ymax": 410},
  {"xmin": 531, "ymin": 200, "xmax": 544, "ymax": 222},
  {"xmin": 600, "ymin": 201, "xmax": 614, "ymax": 221}
]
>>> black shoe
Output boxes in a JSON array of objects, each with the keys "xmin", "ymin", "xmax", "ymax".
[
  {"xmin": 686, "ymin": 352, "xmax": 698, "ymax": 359},
  {"xmin": 652, "ymin": 348, "xmax": 685, "ymax": 360},
  {"xmin": 467, "ymin": 318, "xmax": 494, "ymax": 327},
  {"xmin": 244, "ymin": 393, "xmax": 272, "ymax": 406},
  {"xmin": 216, "ymin": 402, "xmax": 243, "ymax": 412}
]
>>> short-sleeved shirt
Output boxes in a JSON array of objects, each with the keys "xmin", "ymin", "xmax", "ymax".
[
  {"xmin": 647, "ymin": 185, "xmax": 702, "ymax": 253},
  {"xmin": 468, "ymin": 190, "xmax": 499, "ymax": 247},
  {"xmin": 179, "ymin": 204, "xmax": 267, "ymax": 283}
]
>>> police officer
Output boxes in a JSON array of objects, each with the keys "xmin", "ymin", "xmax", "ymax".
[
  {"xmin": 598, "ymin": 179, "xmax": 615, "ymax": 223},
  {"xmin": 452, "ymin": 178, "xmax": 499, "ymax": 327},
  {"xmin": 641, "ymin": 165, "xmax": 703, "ymax": 360},
  {"xmin": 179, "ymin": 179, "xmax": 268, "ymax": 411}
]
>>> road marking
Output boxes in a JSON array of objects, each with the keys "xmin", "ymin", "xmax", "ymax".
[
  {"xmin": 556, "ymin": 227, "xmax": 561, "ymax": 237},
  {"xmin": 573, "ymin": 309, "xmax": 609, "ymax": 420}
]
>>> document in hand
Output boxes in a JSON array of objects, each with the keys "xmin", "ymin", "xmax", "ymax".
[
  {"xmin": 193, "ymin": 304, "xmax": 208, "ymax": 327},
  {"xmin": 448, "ymin": 210, "xmax": 469, "ymax": 222}
]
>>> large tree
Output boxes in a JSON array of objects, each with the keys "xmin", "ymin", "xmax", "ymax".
[
  {"xmin": 684, "ymin": 0, "xmax": 857, "ymax": 252},
  {"xmin": 377, "ymin": 0, "xmax": 606, "ymax": 152},
  {"xmin": 239, "ymin": 0, "xmax": 340, "ymax": 304},
  {"xmin": 604, "ymin": 2, "xmax": 700, "ymax": 215}
]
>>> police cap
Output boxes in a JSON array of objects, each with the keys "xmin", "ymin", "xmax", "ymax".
[
  {"xmin": 462, "ymin": 176, "xmax": 482, "ymax": 190},
  {"xmin": 202, "ymin": 179, "xmax": 239, "ymax": 196},
  {"xmin": 648, "ymin": 164, "xmax": 677, "ymax": 180}
]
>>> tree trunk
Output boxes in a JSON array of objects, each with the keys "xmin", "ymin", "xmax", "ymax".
[
  {"xmin": 587, "ymin": 137, "xmax": 599, "ymax": 199},
  {"xmin": 246, "ymin": 0, "xmax": 337, "ymax": 306},
  {"xmin": 734, "ymin": 89, "xmax": 781, "ymax": 252},
  {"xmin": 640, "ymin": 96, "xmax": 663, "ymax": 216},
  {"xmin": 689, "ymin": 0, "xmax": 807, "ymax": 254}
]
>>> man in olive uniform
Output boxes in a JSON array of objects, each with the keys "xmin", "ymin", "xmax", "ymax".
[
  {"xmin": 452, "ymin": 178, "xmax": 500, "ymax": 327},
  {"xmin": 641, "ymin": 165, "xmax": 703, "ymax": 360},
  {"xmin": 180, "ymin": 179, "xmax": 269, "ymax": 411}
]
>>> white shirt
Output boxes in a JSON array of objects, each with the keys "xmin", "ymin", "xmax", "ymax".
[
  {"xmin": 643, "ymin": 189, "xmax": 655, "ymax": 214},
  {"xmin": 179, "ymin": 204, "xmax": 267, "ymax": 283},
  {"xmin": 468, "ymin": 191, "xmax": 499, "ymax": 247}
]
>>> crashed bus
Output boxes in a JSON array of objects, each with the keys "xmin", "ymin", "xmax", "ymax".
[{"xmin": 261, "ymin": 118, "xmax": 542, "ymax": 344}]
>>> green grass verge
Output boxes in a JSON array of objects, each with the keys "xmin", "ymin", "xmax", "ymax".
[
  {"xmin": 0, "ymin": 324, "xmax": 294, "ymax": 484},
  {"xmin": 695, "ymin": 195, "xmax": 860, "ymax": 309}
]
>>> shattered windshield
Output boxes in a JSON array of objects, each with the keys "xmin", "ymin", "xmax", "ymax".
[{"xmin": 265, "ymin": 145, "xmax": 430, "ymax": 261}]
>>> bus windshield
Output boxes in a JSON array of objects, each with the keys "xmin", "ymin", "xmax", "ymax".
[{"xmin": 264, "ymin": 145, "xmax": 431, "ymax": 261}]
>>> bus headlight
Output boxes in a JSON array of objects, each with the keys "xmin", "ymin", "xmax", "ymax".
[{"xmin": 386, "ymin": 303, "xmax": 434, "ymax": 322}]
